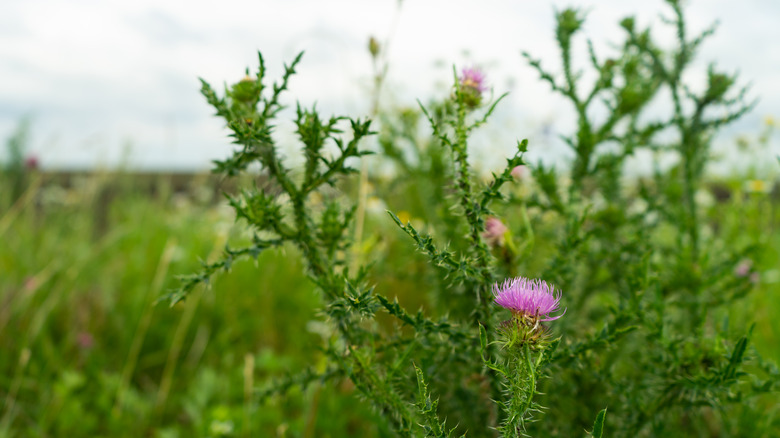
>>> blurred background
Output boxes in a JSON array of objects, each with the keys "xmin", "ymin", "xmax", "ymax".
[
  {"xmin": 1, "ymin": 0, "xmax": 778, "ymax": 437},
  {"xmin": 1, "ymin": 0, "xmax": 779, "ymax": 172}
]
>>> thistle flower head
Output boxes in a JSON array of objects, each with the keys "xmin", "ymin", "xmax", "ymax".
[
  {"xmin": 457, "ymin": 66, "xmax": 487, "ymax": 108},
  {"xmin": 460, "ymin": 67, "xmax": 487, "ymax": 93},
  {"xmin": 493, "ymin": 277, "xmax": 565, "ymax": 322}
]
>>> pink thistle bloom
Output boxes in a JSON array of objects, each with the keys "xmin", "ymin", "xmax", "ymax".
[
  {"xmin": 493, "ymin": 277, "xmax": 565, "ymax": 322},
  {"xmin": 460, "ymin": 67, "xmax": 487, "ymax": 93},
  {"xmin": 483, "ymin": 217, "xmax": 508, "ymax": 246},
  {"xmin": 458, "ymin": 67, "xmax": 487, "ymax": 108}
]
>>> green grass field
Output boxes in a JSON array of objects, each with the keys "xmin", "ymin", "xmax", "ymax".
[{"xmin": 1, "ymin": 170, "xmax": 778, "ymax": 437}]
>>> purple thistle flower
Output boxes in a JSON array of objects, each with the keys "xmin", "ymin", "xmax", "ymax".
[
  {"xmin": 457, "ymin": 66, "xmax": 487, "ymax": 108},
  {"xmin": 460, "ymin": 67, "xmax": 487, "ymax": 93},
  {"xmin": 493, "ymin": 277, "xmax": 565, "ymax": 322}
]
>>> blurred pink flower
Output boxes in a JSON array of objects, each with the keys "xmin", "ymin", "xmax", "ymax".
[
  {"xmin": 460, "ymin": 67, "xmax": 487, "ymax": 93},
  {"xmin": 23, "ymin": 276, "xmax": 38, "ymax": 292},
  {"xmin": 25, "ymin": 155, "xmax": 39, "ymax": 170},
  {"xmin": 511, "ymin": 165, "xmax": 525, "ymax": 180},
  {"xmin": 458, "ymin": 66, "xmax": 487, "ymax": 107},
  {"xmin": 734, "ymin": 259, "xmax": 753, "ymax": 277},
  {"xmin": 77, "ymin": 332, "xmax": 95, "ymax": 350},
  {"xmin": 483, "ymin": 217, "xmax": 508, "ymax": 246}
]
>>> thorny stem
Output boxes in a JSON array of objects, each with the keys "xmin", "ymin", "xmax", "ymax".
[
  {"xmin": 452, "ymin": 71, "xmax": 494, "ymax": 304},
  {"xmin": 448, "ymin": 72, "xmax": 508, "ymax": 435}
]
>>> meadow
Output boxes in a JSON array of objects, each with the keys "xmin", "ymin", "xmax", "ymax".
[
  {"xmin": 0, "ymin": 159, "xmax": 777, "ymax": 437},
  {"xmin": 1, "ymin": 170, "xmax": 386, "ymax": 436}
]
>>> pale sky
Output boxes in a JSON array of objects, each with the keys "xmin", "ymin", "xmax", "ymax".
[{"xmin": 1, "ymin": 0, "xmax": 779, "ymax": 174}]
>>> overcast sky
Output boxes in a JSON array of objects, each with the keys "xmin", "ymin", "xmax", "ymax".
[{"xmin": 1, "ymin": 0, "xmax": 778, "ymax": 174}]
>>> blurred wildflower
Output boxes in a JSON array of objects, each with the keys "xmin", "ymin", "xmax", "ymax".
[
  {"xmin": 735, "ymin": 259, "xmax": 762, "ymax": 285},
  {"xmin": 458, "ymin": 66, "xmax": 487, "ymax": 108},
  {"xmin": 23, "ymin": 276, "xmax": 38, "ymax": 292},
  {"xmin": 511, "ymin": 165, "xmax": 525, "ymax": 180},
  {"xmin": 734, "ymin": 259, "xmax": 753, "ymax": 277},
  {"xmin": 77, "ymin": 332, "xmax": 94, "ymax": 350},
  {"xmin": 765, "ymin": 115, "xmax": 776, "ymax": 127},
  {"xmin": 25, "ymin": 155, "xmax": 39, "ymax": 170},
  {"xmin": 493, "ymin": 277, "xmax": 564, "ymax": 322},
  {"xmin": 460, "ymin": 67, "xmax": 486, "ymax": 92},
  {"xmin": 744, "ymin": 179, "xmax": 771, "ymax": 194},
  {"xmin": 483, "ymin": 217, "xmax": 508, "ymax": 247},
  {"xmin": 396, "ymin": 210, "xmax": 411, "ymax": 224},
  {"xmin": 511, "ymin": 166, "xmax": 525, "ymax": 179}
]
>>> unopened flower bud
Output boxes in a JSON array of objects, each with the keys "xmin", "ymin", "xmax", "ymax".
[
  {"xmin": 483, "ymin": 217, "xmax": 508, "ymax": 247},
  {"xmin": 510, "ymin": 165, "xmax": 524, "ymax": 180},
  {"xmin": 368, "ymin": 36, "xmax": 380, "ymax": 58},
  {"xmin": 232, "ymin": 75, "xmax": 258, "ymax": 103}
]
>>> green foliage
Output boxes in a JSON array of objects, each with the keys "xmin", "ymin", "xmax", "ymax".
[
  {"xmin": 512, "ymin": 2, "xmax": 775, "ymax": 436},
  {"xmin": 2, "ymin": 1, "xmax": 779, "ymax": 437},
  {"xmin": 0, "ymin": 173, "xmax": 390, "ymax": 436},
  {"xmin": 169, "ymin": 2, "xmax": 778, "ymax": 434},
  {"xmin": 413, "ymin": 364, "xmax": 462, "ymax": 438}
]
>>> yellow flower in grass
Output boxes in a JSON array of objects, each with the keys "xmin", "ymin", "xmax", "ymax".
[{"xmin": 744, "ymin": 180, "xmax": 771, "ymax": 194}]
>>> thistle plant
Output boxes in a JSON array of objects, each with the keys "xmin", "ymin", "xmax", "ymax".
[
  {"xmin": 481, "ymin": 277, "xmax": 566, "ymax": 436},
  {"xmin": 513, "ymin": 1, "xmax": 778, "ymax": 436},
  {"xmin": 167, "ymin": 1, "xmax": 778, "ymax": 436}
]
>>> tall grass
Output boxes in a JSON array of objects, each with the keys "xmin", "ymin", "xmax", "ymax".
[
  {"xmin": 0, "ymin": 173, "xmax": 390, "ymax": 437},
  {"xmin": 0, "ymin": 167, "xmax": 776, "ymax": 436}
]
